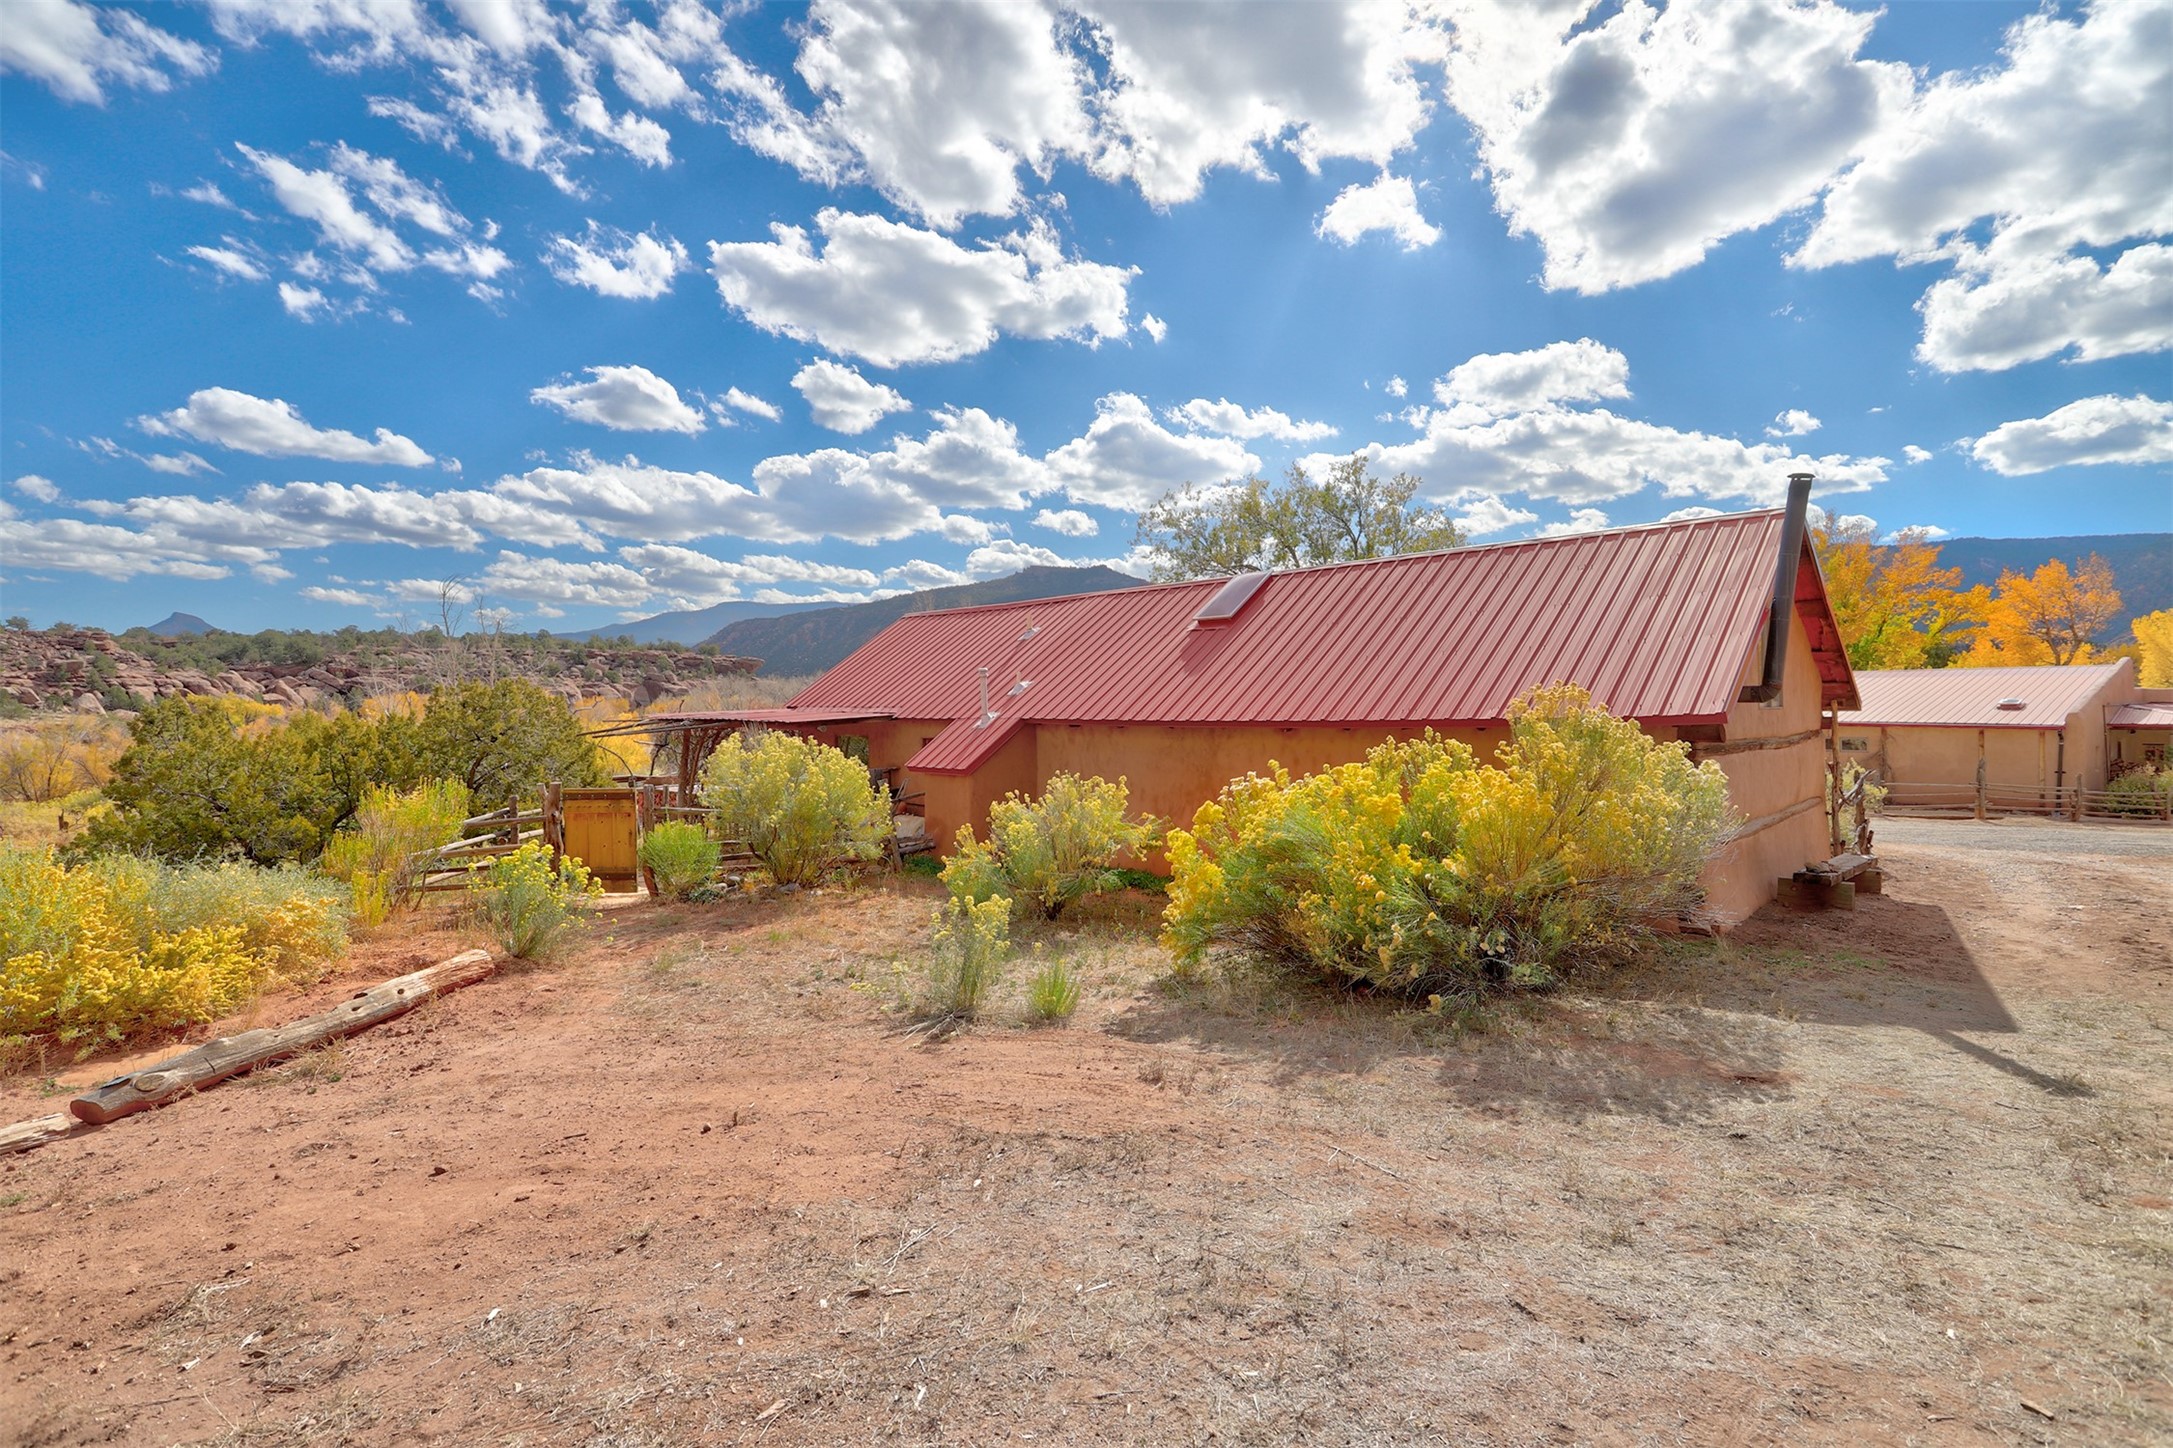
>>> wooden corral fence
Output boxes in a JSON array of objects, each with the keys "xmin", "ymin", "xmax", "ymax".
[
  {"xmin": 410, "ymin": 799, "xmax": 548, "ymax": 892},
  {"xmin": 411, "ymin": 782, "xmax": 761, "ymax": 896},
  {"xmin": 1872, "ymin": 774, "xmax": 2173, "ymax": 824}
]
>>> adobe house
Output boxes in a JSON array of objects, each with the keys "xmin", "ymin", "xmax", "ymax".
[
  {"xmin": 1836, "ymin": 658, "xmax": 2161, "ymax": 808},
  {"xmin": 663, "ymin": 478, "xmax": 1858, "ymax": 923}
]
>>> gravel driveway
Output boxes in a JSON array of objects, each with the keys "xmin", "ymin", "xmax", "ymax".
[{"xmin": 1870, "ymin": 813, "xmax": 2173, "ymax": 858}]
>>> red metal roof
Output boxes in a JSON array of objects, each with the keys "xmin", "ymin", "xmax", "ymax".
[
  {"xmin": 788, "ymin": 509, "xmax": 1857, "ymax": 775},
  {"xmin": 2109, "ymin": 701, "xmax": 2173, "ymax": 729},
  {"xmin": 1838, "ymin": 661, "xmax": 2134, "ymax": 730}
]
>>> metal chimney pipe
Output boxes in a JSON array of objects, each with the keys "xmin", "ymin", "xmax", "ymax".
[
  {"xmin": 978, "ymin": 665, "xmax": 991, "ymax": 723},
  {"xmin": 1739, "ymin": 472, "xmax": 1815, "ymax": 705}
]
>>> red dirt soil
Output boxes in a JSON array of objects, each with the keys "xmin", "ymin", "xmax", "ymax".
[{"xmin": 3, "ymin": 833, "xmax": 2168, "ymax": 1447}]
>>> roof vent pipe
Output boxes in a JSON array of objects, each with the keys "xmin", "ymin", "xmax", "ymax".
[
  {"xmin": 1739, "ymin": 472, "xmax": 1815, "ymax": 705},
  {"xmin": 977, "ymin": 665, "xmax": 992, "ymax": 725}
]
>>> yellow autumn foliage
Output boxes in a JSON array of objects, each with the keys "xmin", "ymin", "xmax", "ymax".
[
  {"xmin": 1162, "ymin": 684, "xmax": 1736, "ymax": 997},
  {"xmin": 0, "ymin": 846, "xmax": 348, "ymax": 1045}
]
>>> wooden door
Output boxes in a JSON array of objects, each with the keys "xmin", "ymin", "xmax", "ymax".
[{"xmin": 560, "ymin": 789, "xmax": 640, "ymax": 888}]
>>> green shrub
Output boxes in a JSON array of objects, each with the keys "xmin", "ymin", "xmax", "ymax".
[
  {"xmin": 1025, "ymin": 958, "xmax": 1082, "ymax": 1023},
  {"xmin": 638, "ymin": 821, "xmax": 722, "ymax": 899},
  {"xmin": 699, "ymin": 731, "xmax": 890, "ymax": 886},
  {"xmin": 70, "ymin": 684, "xmax": 602, "ymax": 867},
  {"xmin": 941, "ymin": 773, "xmax": 1156, "ymax": 919},
  {"xmin": 925, "ymin": 894, "xmax": 1012, "ymax": 1019},
  {"xmin": 2104, "ymin": 766, "xmax": 2173, "ymax": 817},
  {"xmin": 319, "ymin": 779, "xmax": 471, "ymax": 927},
  {"xmin": 468, "ymin": 843, "xmax": 600, "ymax": 959},
  {"xmin": 1162, "ymin": 683, "xmax": 1736, "ymax": 999}
]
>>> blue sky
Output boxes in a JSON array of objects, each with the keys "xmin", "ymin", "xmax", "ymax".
[{"xmin": 2, "ymin": 0, "xmax": 2168, "ymax": 635}]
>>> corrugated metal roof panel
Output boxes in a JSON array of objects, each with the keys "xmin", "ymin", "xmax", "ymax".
[
  {"xmin": 1838, "ymin": 661, "xmax": 2133, "ymax": 730},
  {"xmin": 2106, "ymin": 701, "xmax": 2173, "ymax": 728},
  {"xmin": 788, "ymin": 509, "xmax": 1856, "ymax": 773}
]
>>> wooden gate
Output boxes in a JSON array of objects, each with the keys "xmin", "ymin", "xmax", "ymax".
[{"xmin": 558, "ymin": 787, "xmax": 641, "ymax": 890}]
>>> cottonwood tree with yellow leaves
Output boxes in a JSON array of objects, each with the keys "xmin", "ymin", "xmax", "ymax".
[
  {"xmin": 1812, "ymin": 516, "xmax": 1986, "ymax": 669},
  {"xmin": 2127, "ymin": 608, "xmax": 2173, "ymax": 686},
  {"xmin": 1958, "ymin": 555, "xmax": 2122, "ymax": 667}
]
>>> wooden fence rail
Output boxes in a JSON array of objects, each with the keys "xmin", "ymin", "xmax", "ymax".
[{"xmin": 1874, "ymin": 778, "xmax": 2172, "ymax": 824}]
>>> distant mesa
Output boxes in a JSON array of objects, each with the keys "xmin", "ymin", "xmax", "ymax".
[{"xmin": 145, "ymin": 611, "xmax": 216, "ymax": 636}]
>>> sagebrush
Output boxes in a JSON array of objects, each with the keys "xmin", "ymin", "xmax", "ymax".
[
  {"xmin": 942, "ymin": 773, "xmax": 1155, "ymax": 919},
  {"xmin": 700, "ymin": 731, "xmax": 890, "ymax": 886},
  {"xmin": 1161, "ymin": 683, "xmax": 1736, "ymax": 998}
]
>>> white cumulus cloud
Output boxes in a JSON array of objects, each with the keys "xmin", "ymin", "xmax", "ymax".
[
  {"xmin": 1967, "ymin": 394, "xmax": 2173, "ymax": 476},
  {"xmin": 792, "ymin": 359, "xmax": 911, "ymax": 435},
  {"xmin": 718, "ymin": 387, "xmax": 781, "ymax": 423},
  {"xmin": 1316, "ymin": 173, "xmax": 1440, "ymax": 250},
  {"xmin": 1046, "ymin": 392, "xmax": 1260, "ymax": 510},
  {"xmin": 1168, "ymin": 398, "xmax": 1338, "ymax": 443},
  {"xmin": 138, "ymin": 387, "xmax": 434, "ymax": 466},
  {"xmin": 1435, "ymin": 338, "xmax": 1631, "ymax": 415},
  {"xmin": 1032, "ymin": 508, "xmax": 1098, "ymax": 537},
  {"xmin": 1793, "ymin": 0, "xmax": 2172, "ymax": 372},
  {"xmin": 542, "ymin": 221, "xmax": 688, "ymax": 299},
  {"xmin": 1442, "ymin": 0, "xmax": 1902, "ymax": 294},
  {"xmin": 707, "ymin": 209, "xmax": 1133, "ymax": 367},
  {"xmin": 1767, "ymin": 409, "xmax": 1822, "ymax": 438},
  {"xmin": 531, "ymin": 364, "xmax": 705, "ymax": 434}
]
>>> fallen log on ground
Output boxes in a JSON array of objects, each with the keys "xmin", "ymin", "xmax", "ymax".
[
  {"xmin": 0, "ymin": 1113, "xmax": 80, "ymax": 1155},
  {"xmin": 69, "ymin": 949, "xmax": 496, "ymax": 1127}
]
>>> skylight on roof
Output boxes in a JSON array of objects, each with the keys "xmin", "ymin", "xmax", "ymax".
[{"xmin": 1193, "ymin": 570, "xmax": 1270, "ymax": 625}]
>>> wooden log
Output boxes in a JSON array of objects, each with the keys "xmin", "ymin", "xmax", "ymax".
[
  {"xmin": 69, "ymin": 950, "xmax": 495, "ymax": 1126},
  {"xmin": 1688, "ymin": 727, "xmax": 1822, "ymax": 760},
  {"xmin": 0, "ymin": 1112, "xmax": 80, "ymax": 1155}
]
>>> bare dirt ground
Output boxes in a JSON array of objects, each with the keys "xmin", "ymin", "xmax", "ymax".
[{"xmin": 3, "ymin": 827, "xmax": 2168, "ymax": 1447}]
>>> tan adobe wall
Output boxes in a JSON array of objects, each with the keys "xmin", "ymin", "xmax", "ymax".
[
  {"xmin": 1694, "ymin": 608, "xmax": 1831, "ymax": 923},
  {"xmin": 903, "ymin": 607, "xmax": 1834, "ymax": 928}
]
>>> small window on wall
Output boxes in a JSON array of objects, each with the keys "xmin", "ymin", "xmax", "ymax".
[
  {"xmin": 1840, "ymin": 737, "xmax": 1870, "ymax": 752},
  {"xmin": 2148, "ymin": 744, "xmax": 2168, "ymax": 765},
  {"xmin": 838, "ymin": 734, "xmax": 870, "ymax": 763}
]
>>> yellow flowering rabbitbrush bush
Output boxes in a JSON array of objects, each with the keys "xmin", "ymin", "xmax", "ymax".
[
  {"xmin": 1162, "ymin": 684, "xmax": 1736, "ymax": 998},
  {"xmin": 699, "ymin": 730, "xmax": 890, "ymax": 886},
  {"xmin": 467, "ymin": 842, "xmax": 601, "ymax": 960},
  {"xmin": 0, "ymin": 846, "xmax": 348, "ymax": 1046},
  {"xmin": 942, "ymin": 773, "xmax": 1157, "ymax": 919}
]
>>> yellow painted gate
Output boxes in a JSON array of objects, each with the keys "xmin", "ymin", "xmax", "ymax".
[{"xmin": 558, "ymin": 788, "xmax": 640, "ymax": 890}]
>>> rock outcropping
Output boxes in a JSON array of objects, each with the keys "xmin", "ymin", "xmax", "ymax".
[{"xmin": 0, "ymin": 628, "xmax": 761, "ymax": 714}]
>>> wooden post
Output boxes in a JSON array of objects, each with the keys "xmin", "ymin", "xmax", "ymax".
[
  {"xmin": 1975, "ymin": 736, "xmax": 1988, "ymax": 821},
  {"xmin": 542, "ymin": 781, "xmax": 564, "ymax": 869},
  {"xmin": 1825, "ymin": 711, "xmax": 1845, "ymax": 856},
  {"xmin": 637, "ymin": 783, "xmax": 659, "ymax": 898}
]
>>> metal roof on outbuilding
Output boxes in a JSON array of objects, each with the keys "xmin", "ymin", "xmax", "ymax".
[
  {"xmin": 788, "ymin": 507, "xmax": 1856, "ymax": 776},
  {"xmin": 1837, "ymin": 660, "xmax": 2135, "ymax": 731},
  {"xmin": 2108, "ymin": 701, "xmax": 2173, "ymax": 729}
]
